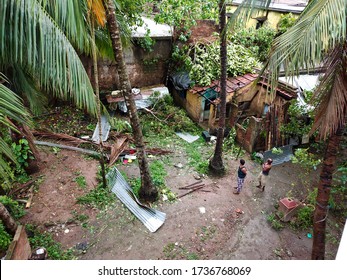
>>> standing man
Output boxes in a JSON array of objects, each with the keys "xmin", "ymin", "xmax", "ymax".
[
  {"xmin": 256, "ymin": 158, "xmax": 273, "ymax": 192},
  {"xmin": 234, "ymin": 159, "xmax": 247, "ymax": 194}
]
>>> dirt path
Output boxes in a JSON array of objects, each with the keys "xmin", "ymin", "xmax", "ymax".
[{"xmin": 21, "ymin": 147, "xmax": 341, "ymax": 260}]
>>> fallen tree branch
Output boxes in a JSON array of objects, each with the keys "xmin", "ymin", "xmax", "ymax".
[
  {"xmin": 142, "ymin": 107, "xmax": 167, "ymax": 123},
  {"xmin": 34, "ymin": 140, "xmax": 102, "ymax": 157}
]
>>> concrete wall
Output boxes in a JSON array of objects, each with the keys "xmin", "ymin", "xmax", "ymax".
[
  {"xmin": 83, "ymin": 38, "xmax": 172, "ymax": 91},
  {"xmin": 235, "ymin": 116, "xmax": 264, "ymax": 153}
]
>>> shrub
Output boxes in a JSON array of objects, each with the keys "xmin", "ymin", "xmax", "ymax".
[{"xmin": 0, "ymin": 221, "xmax": 12, "ymax": 252}]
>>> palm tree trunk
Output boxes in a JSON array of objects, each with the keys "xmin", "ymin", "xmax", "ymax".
[
  {"xmin": 311, "ymin": 124, "xmax": 344, "ymax": 259},
  {"xmin": 0, "ymin": 202, "xmax": 17, "ymax": 235},
  {"xmin": 104, "ymin": 0, "xmax": 157, "ymax": 201},
  {"xmin": 209, "ymin": 0, "xmax": 226, "ymax": 175},
  {"xmin": 91, "ymin": 19, "xmax": 107, "ymax": 188}
]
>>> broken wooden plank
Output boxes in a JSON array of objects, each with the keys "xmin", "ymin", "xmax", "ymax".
[
  {"xmin": 179, "ymin": 183, "xmax": 205, "ymax": 190},
  {"xmin": 178, "ymin": 186, "xmax": 205, "ymax": 198},
  {"xmin": 25, "ymin": 186, "xmax": 34, "ymax": 209},
  {"xmin": 9, "ymin": 179, "xmax": 35, "ymax": 195},
  {"xmin": 179, "ymin": 180, "xmax": 202, "ymax": 190}
]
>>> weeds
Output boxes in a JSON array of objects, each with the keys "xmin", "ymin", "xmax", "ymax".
[
  {"xmin": 77, "ymin": 187, "xmax": 115, "ymax": 209},
  {"xmin": 0, "ymin": 195, "xmax": 26, "ymax": 219},
  {"xmin": 267, "ymin": 213, "xmax": 284, "ymax": 231},
  {"xmin": 25, "ymin": 224, "xmax": 74, "ymax": 260},
  {"xmin": 162, "ymin": 242, "xmax": 199, "ymax": 260},
  {"xmin": 74, "ymin": 175, "xmax": 87, "ymax": 189},
  {"xmin": 0, "ymin": 221, "xmax": 12, "ymax": 252}
]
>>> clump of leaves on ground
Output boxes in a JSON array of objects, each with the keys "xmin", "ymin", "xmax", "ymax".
[{"xmin": 140, "ymin": 94, "xmax": 202, "ymax": 139}]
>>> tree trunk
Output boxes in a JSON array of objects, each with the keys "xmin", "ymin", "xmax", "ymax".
[
  {"xmin": 0, "ymin": 202, "xmax": 17, "ymax": 236},
  {"xmin": 104, "ymin": 0, "xmax": 157, "ymax": 201},
  {"xmin": 91, "ymin": 19, "xmax": 107, "ymax": 188},
  {"xmin": 311, "ymin": 125, "xmax": 344, "ymax": 259},
  {"xmin": 209, "ymin": 0, "xmax": 226, "ymax": 175}
]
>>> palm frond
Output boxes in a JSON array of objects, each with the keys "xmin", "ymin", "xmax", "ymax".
[
  {"xmin": 42, "ymin": 0, "xmax": 92, "ymax": 55},
  {"xmin": 262, "ymin": 0, "xmax": 346, "ymax": 88},
  {"xmin": 310, "ymin": 45, "xmax": 347, "ymax": 139},
  {"xmin": 12, "ymin": 65, "xmax": 47, "ymax": 116},
  {"xmin": 0, "ymin": 83, "xmax": 31, "ymax": 176},
  {"xmin": 227, "ymin": 0, "xmax": 273, "ymax": 31},
  {"xmin": 0, "ymin": 0, "xmax": 98, "ymax": 117},
  {"xmin": 0, "ymin": 83, "xmax": 31, "ymax": 126}
]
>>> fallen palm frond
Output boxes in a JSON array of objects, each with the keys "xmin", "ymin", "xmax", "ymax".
[
  {"xmin": 32, "ymin": 130, "xmax": 90, "ymax": 146},
  {"xmin": 108, "ymin": 136, "xmax": 128, "ymax": 166}
]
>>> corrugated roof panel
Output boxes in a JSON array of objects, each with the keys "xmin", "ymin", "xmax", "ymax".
[{"xmin": 106, "ymin": 167, "xmax": 166, "ymax": 233}]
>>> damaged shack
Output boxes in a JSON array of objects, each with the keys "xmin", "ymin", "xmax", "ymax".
[{"xmin": 169, "ymin": 73, "xmax": 298, "ymax": 153}]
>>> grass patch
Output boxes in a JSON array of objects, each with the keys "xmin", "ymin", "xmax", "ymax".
[
  {"xmin": 74, "ymin": 175, "xmax": 87, "ymax": 189},
  {"xmin": 77, "ymin": 186, "xmax": 115, "ymax": 209},
  {"xmin": 267, "ymin": 213, "xmax": 284, "ymax": 231},
  {"xmin": 25, "ymin": 224, "xmax": 74, "ymax": 260}
]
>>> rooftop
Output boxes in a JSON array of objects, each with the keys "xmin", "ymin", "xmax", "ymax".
[
  {"xmin": 230, "ymin": 0, "xmax": 308, "ymax": 14},
  {"xmin": 131, "ymin": 17, "xmax": 173, "ymax": 38}
]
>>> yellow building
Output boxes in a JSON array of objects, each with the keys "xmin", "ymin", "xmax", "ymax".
[{"xmin": 227, "ymin": 0, "xmax": 307, "ymax": 29}]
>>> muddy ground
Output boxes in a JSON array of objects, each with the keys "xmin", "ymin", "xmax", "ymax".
[{"xmin": 20, "ymin": 144, "xmax": 344, "ymax": 260}]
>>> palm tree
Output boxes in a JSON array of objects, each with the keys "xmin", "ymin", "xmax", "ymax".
[
  {"xmin": 209, "ymin": 0, "xmax": 227, "ymax": 174},
  {"xmin": 0, "ymin": 0, "xmax": 98, "ymax": 116},
  {"xmin": 260, "ymin": 0, "xmax": 347, "ymax": 259},
  {"xmin": 209, "ymin": 0, "xmax": 273, "ymax": 174},
  {"xmin": 103, "ymin": 0, "xmax": 158, "ymax": 202}
]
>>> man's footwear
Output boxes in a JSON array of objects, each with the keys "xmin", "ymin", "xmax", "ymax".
[
  {"xmin": 261, "ymin": 186, "xmax": 265, "ymax": 192},
  {"xmin": 256, "ymin": 185, "xmax": 261, "ymax": 189},
  {"xmin": 233, "ymin": 191, "xmax": 240, "ymax": 195}
]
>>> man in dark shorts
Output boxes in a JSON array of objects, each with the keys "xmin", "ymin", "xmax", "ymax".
[{"xmin": 256, "ymin": 158, "xmax": 273, "ymax": 192}]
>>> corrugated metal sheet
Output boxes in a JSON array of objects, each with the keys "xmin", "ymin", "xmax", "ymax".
[
  {"xmin": 190, "ymin": 73, "xmax": 258, "ymax": 94},
  {"xmin": 92, "ymin": 115, "xmax": 111, "ymax": 143},
  {"xmin": 106, "ymin": 167, "xmax": 166, "ymax": 233}
]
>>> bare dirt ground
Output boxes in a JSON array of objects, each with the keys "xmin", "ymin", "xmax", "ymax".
[{"xmin": 20, "ymin": 144, "xmax": 343, "ymax": 260}]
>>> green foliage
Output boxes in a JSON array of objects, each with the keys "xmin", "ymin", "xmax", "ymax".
[
  {"xmin": 141, "ymin": 95, "xmax": 201, "ymax": 138},
  {"xmin": 280, "ymin": 94, "xmax": 315, "ymax": 139},
  {"xmin": 74, "ymin": 175, "xmax": 87, "ymax": 189},
  {"xmin": 129, "ymin": 177, "xmax": 142, "ymax": 199},
  {"xmin": 267, "ymin": 213, "xmax": 284, "ymax": 231},
  {"xmin": 290, "ymin": 205, "xmax": 314, "ymax": 230},
  {"xmin": 135, "ymin": 30, "xmax": 155, "ymax": 52},
  {"xmin": 151, "ymin": 0, "xmax": 218, "ymax": 32},
  {"xmin": 271, "ymin": 147, "xmax": 283, "ymax": 155},
  {"xmin": 0, "ymin": 195, "xmax": 26, "ymax": 219},
  {"xmin": 291, "ymin": 148, "xmax": 322, "ymax": 172},
  {"xmin": 0, "ymin": 221, "xmax": 12, "ymax": 252},
  {"xmin": 251, "ymin": 152, "xmax": 263, "ymax": 164},
  {"xmin": 189, "ymin": 42, "xmax": 260, "ymax": 86},
  {"xmin": 184, "ymin": 139, "xmax": 210, "ymax": 174},
  {"xmin": 110, "ymin": 118, "xmax": 132, "ymax": 134},
  {"xmin": 230, "ymin": 25, "xmax": 276, "ymax": 62},
  {"xmin": 77, "ymin": 165, "xmax": 114, "ymax": 209},
  {"xmin": 76, "ymin": 186, "xmax": 115, "ymax": 209},
  {"xmin": 25, "ymin": 224, "xmax": 73, "ymax": 260},
  {"xmin": 277, "ymin": 13, "xmax": 297, "ymax": 35},
  {"xmin": 11, "ymin": 138, "xmax": 34, "ymax": 170},
  {"xmin": 150, "ymin": 160, "xmax": 167, "ymax": 188}
]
